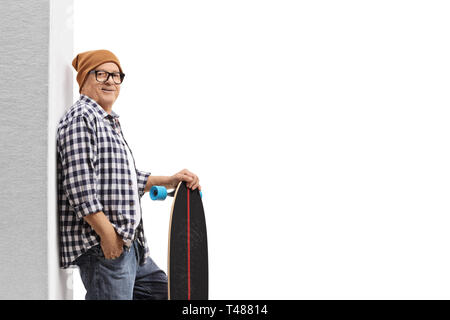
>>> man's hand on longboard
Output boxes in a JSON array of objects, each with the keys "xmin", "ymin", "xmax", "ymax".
[
  {"xmin": 169, "ymin": 169, "xmax": 201, "ymax": 191},
  {"xmin": 146, "ymin": 169, "xmax": 201, "ymax": 192}
]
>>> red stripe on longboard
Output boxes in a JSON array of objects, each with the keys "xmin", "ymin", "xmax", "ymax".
[{"xmin": 187, "ymin": 188, "xmax": 191, "ymax": 300}]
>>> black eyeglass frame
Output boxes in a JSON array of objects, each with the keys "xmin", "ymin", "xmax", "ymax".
[{"xmin": 89, "ymin": 70, "xmax": 125, "ymax": 84}]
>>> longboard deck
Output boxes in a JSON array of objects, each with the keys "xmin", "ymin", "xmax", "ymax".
[{"xmin": 168, "ymin": 181, "xmax": 208, "ymax": 300}]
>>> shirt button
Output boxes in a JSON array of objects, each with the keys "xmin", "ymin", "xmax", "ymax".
[
  {"xmin": 129, "ymin": 181, "xmax": 132, "ymax": 185},
  {"xmin": 130, "ymin": 201, "xmax": 134, "ymax": 206}
]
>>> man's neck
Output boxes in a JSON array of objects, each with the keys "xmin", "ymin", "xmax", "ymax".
[
  {"xmin": 101, "ymin": 105, "xmax": 112, "ymax": 115},
  {"xmin": 80, "ymin": 93, "xmax": 113, "ymax": 114}
]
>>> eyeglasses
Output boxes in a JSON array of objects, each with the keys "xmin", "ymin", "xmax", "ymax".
[{"xmin": 89, "ymin": 70, "xmax": 125, "ymax": 84}]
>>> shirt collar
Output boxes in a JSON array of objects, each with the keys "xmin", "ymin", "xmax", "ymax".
[{"xmin": 80, "ymin": 94, "xmax": 120, "ymax": 120}]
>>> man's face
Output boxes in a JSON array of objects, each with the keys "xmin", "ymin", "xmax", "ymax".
[{"xmin": 80, "ymin": 62, "xmax": 121, "ymax": 110}]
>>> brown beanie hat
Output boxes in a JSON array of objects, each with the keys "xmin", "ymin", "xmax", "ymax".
[{"xmin": 72, "ymin": 49, "xmax": 123, "ymax": 93}]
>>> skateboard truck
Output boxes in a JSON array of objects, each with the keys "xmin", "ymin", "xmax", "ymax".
[{"xmin": 150, "ymin": 185, "xmax": 202, "ymax": 201}]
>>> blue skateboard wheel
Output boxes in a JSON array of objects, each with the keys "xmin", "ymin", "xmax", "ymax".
[{"xmin": 150, "ymin": 186, "xmax": 167, "ymax": 201}]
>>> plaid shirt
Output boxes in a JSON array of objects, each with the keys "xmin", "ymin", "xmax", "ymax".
[{"xmin": 57, "ymin": 94, "xmax": 151, "ymax": 268}]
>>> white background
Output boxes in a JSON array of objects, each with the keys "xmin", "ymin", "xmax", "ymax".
[{"xmin": 73, "ymin": 0, "xmax": 450, "ymax": 299}]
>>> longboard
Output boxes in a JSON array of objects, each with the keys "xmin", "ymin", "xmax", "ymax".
[{"xmin": 150, "ymin": 181, "xmax": 208, "ymax": 300}]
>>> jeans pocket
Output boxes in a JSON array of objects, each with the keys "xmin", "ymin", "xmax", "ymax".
[
  {"xmin": 85, "ymin": 244, "xmax": 104, "ymax": 257},
  {"xmin": 74, "ymin": 244, "xmax": 101, "ymax": 266}
]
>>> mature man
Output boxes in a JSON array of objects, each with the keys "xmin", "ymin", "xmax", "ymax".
[{"xmin": 56, "ymin": 49, "xmax": 201, "ymax": 300}]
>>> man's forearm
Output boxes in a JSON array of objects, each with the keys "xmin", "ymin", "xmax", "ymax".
[
  {"xmin": 143, "ymin": 170, "xmax": 200, "ymax": 192},
  {"xmin": 83, "ymin": 211, "xmax": 115, "ymax": 238},
  {"xmin": 143, "ymin": 176, "xmax": 171, "ymax": 193},
  {"xmin": 83, "ymin": 211, "xmax": 124, "ymax": 259}
]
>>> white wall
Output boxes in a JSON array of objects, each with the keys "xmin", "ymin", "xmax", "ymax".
[
  {"xmin": 48, "ymin": 0, "xmax": 74, "ymax": 300},
  {"xmin": 74, "ymin": 0, "xmax": 450, "ymax": 299}
]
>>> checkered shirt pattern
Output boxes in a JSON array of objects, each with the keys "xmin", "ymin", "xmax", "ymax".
[{"xmin": 57, "ymin": 94, "xmax": 151, "ymax": 268}]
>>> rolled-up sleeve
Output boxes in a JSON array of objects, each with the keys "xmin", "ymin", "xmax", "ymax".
[
  {"xmin": 58, "ymin": 115, "xmax": 103, "ymax": 219},
  {"xmin": 136, "ymin": 169, "xmax": 151, "ymax": 198}
]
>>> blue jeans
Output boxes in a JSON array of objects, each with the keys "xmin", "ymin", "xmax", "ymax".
[{"xmin": 75, "ymin": 240, "xmax": 168, "ymax": 300}]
